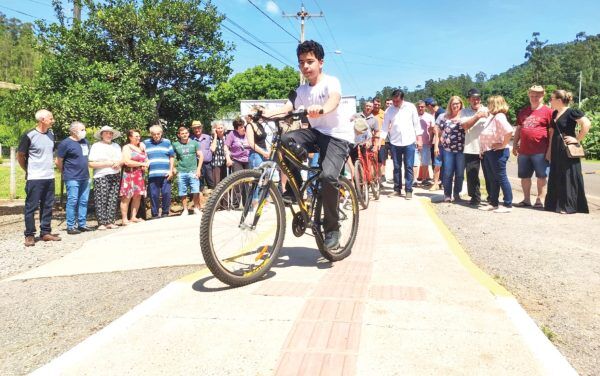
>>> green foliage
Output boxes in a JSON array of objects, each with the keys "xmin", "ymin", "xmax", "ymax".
[
  {"xmin": 209, "ymin": 64, "xmax": 299, "ymax": 117},
  {"xmin": 10, "ymin": 0, "xmax": 232, "ymax": 138},
  {"xmin": 0, "ymin": 118, "xmax": 34, "ymax": 147},
  {"xmin": 581, "ymin": 112, "xmax": 599, "ymax": 160},
  {"xmin": 0, "ymin": 13, "xmax": 41, "ymax": 84}
]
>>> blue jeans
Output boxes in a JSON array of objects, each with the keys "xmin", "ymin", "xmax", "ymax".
[
  {"xmin": 442, "ymin": 151, "xmax": 465, "ymax": 198},
  {"xmin": 65, "ymin": 179, "xmax": 90, "ymax": 229},
  {"xmin": 148, "ymin": 176, "xmax": 172, "ymax": 217},
  {"xmin": 249, "ymin": 151, "xmax": 265, "ymax": 169},
  {"xmin": 483, "ymin": 148, "xmax": 513, "ymax": 207},
  {"xmin": 24, "ymin": 179, "xmax": 55, "ymax": 237},
  {"xmin": 177, "ymin": 172, "xmax": 200, "ymax": 196},
  {"xmin": 390, "ymin": 143, "xmax": 416, "ymax": 193}
]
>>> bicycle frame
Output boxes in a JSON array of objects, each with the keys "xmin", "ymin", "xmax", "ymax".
[
  {"xmin": 356, "ymin": 144, "xmax": 379, "ymax": 184},
  {"xmin": 241, "ymin": 113, "xmax": 322, "ymax": 231}
]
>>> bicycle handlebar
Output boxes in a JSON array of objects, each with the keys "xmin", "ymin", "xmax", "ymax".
[{"xmin": 253, "ymin": 109, "xmax": 324, "ymax": 122}]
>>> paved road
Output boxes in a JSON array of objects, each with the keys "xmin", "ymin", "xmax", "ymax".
[{"xmin": 506, "ymin": 158, "xmax": 600, "ymax": 207}]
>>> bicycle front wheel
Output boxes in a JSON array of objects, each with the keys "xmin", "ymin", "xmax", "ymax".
[
  {"xmin": 200, "ymin": 169, "xmax": 286, "ymax": 286},
  {"xmin": 313, "ymin": 177, "xmax": 359, "ymax": 262},
  {"xmin": 353, "ymin": 160, "xmax": 369, "ymax": 209}
]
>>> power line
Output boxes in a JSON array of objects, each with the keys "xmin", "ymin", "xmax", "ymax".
[
  {"xmin": 246, "ymin": 0, "xmax": 299, "ymax": 43},
  {"xmin": 0, "ymin": 5, "xmax": 44, "ymax": 20},
  {"xmin": 224, "ymin": 17, "xmax": 294, "ymax": 66},
  {"xmin": 221, "ymin": 23, "xmax": 292, "ymax": 67},
  {"xmin": 22, "ymin": 0, "xmax": 54, "ymax": 8}
]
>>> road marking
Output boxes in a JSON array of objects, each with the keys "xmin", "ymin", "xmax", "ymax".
[
  {"xmin": 422, "ymin": 199, "xmax": 512, "ymax": 297},
  {"xmin": 423, "ymin": 198, "xmax": 578, "ymax": 374}
]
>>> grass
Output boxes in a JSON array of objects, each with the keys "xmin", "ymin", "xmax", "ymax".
[
  {"xmin": 540, "ymin": 324, "xmax": 557, "ymax": 343},
  {"xmin": 0, "ymin": 165, "xmax": 63, "ymax": 199}
]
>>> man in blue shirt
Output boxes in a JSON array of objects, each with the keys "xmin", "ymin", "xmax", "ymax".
[
  {"xmin": 143, "ymin": 124, "xmax": 175, "ymax": 218},
  {"xmin": 56, "ymin": 121, "xmax": 91, "ymax": 234},
  {"xmin": 17, "ymin": 109, "xmax": 62, "ymax": 246}
]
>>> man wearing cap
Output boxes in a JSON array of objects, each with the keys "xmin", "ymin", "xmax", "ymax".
[
  {"xmin": 513, "ymin": 85, "xmax": 553, "ymax": 208},
  {"xmin": 17, "ymin": 109, "xmax": 61, "ymax": 246},
  {"xmin": 460, "ymin": 88, "xmax": 492, "ymax": 205},
  {"xmin": 143, "ymin": 124, "xmax": 175, "ymax": 218},
  {"xmin": 190, "ymin": 120, "xmax": 214, "ymax": 190},
  {"xmin": 379, "ymin": 89, "xmax": 423, "ymax": 199}
]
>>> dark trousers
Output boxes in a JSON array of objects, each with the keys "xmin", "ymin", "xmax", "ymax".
[
  {"xmin": 201, "ymin": 162, "xmax": 214, "ymax": 189},
  {"xmin": 24, "ymin": 179, "xmax": 55, "ymax": 237},
  {"xmin": 281, "ymin": 128, "xmax": 349, "ymax": 233},
  {"xmin": 390, "ymin": 143, "xmax": 416, "ymax": 193},
  {"xmin": 465, "ymin": 153, "xmax": 492, "ymax": 202},
  {"xmin": 148, "ymin": 176, "xmax": 172, "ymax": 217}
]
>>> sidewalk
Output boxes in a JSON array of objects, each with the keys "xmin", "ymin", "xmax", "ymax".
[{"xmin": 20, "ymin": 183, "xmax": 576, "ymax": 375}]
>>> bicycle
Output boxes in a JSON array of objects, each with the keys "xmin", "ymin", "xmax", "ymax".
[
  {"xmin": 353, "ymin": 142, "xmax": 381, "ymax": 209},
  {"xmin": 200, "ymin": 109, "xmax": 360, "ymax": 286}
]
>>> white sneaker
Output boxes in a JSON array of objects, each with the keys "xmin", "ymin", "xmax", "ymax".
[
  {"xmin": 479, "ymin": 204, "xmax": 497, "ymax": 211},
  {"xmin": 193, "ymin": 208, "xmax": 201, "ymax": 215},
  {"xmin": 493, "ymin": 206, "xmax": 512, "ymax": 213},
  {"xmin": 181, "ymin": 209, "xmax": 189, "ymax": 216}
]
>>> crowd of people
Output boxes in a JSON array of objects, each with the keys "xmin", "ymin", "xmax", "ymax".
[
  {"xmin": 363, "ymin": 85, "xmax": 592, "ymax": 215},
  {"xmin": 15, "ymin": 79, "xmax": 593, "ymax": 247}
]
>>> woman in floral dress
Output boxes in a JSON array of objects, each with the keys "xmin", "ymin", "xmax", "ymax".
[{"xmin": 119, "ymin": 129, "xmax": 149, "ymax": 225}]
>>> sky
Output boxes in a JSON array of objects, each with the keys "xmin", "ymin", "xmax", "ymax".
[{"xmin": 2, "ymin": 0, "xmax": 600, "ymax": 99}]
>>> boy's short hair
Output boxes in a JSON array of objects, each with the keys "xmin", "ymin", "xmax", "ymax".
[
  {"xmin": 297, "ymin": 40, "xmax": 324, "ymax": 60},
  {"xmin": 177, "ymin": 126, "xmax": 188, "ymax": 134}
]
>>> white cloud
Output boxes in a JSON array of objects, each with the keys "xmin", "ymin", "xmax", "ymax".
[{"xmin": 265, "ymin": 1, "xmax": 280, "ymax": 14}]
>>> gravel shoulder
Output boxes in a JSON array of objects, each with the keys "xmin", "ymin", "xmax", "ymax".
[
  {"xmin": 0, "ymin": 206, "xmax": 200, "ymax": 375},
  {"xmin": 433, "ymin": 197, "xmax": 600, "ymax": 376}
]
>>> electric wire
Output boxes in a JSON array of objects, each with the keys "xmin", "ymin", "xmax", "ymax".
[
  {"xmin": 246, "ymin": 0, "xmax": 299, "ymax": 43},
  {"xmin": 221, "ymin": 23, "xmax": 292, "ymax": 67}
]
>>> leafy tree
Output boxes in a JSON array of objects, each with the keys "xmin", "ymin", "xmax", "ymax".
[
  {"xmin": 209, "ymin": 64, "xmax": 299, "ymax": 117},
  {"xmin": 0, "ymin": 13, "xmax": 41, "ymax": 84},
  {"xmin": 10, "ymin": 0, "xmax": 233, "ymax": 138}
]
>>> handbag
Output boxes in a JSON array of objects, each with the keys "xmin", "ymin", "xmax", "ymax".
[{"xmin": 554, "ymin": 119, "xmax": 585, "ymax": 158}]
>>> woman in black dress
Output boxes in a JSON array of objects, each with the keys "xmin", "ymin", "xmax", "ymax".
[{"xmin": 545, "ymin": 90, "xmax": 592, "ymax": 213}]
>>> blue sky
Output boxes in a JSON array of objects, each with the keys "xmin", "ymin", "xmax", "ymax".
[{"xmin": 3, "ymin": 0, "xmax": 600, "ymax": 98}]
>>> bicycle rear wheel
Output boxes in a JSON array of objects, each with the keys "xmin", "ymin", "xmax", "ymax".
[
  {"xmin": 353, "ymin": 160, "xmax": 369, "ymax": 209},
  {"xmin": 313, "ymin": 177, "xmax": 359, "ymax": 261},
  {"xmin": 200, "ymin": 169, "xmax": 286, "ymax": 286}
]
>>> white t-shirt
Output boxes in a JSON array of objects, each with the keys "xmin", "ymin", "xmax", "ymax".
[
  {"xmin": 460, "ymin": 106, "xmax": 488, "ymax": 154},
  {"xmin": 380, "ymin": 101, "xmax": 423, "ymax": 146},
  {"xmin": 293, "ymin": 74, "xmax": 354, "ymax": 144},
  {"xmin": 88, "ymin": 141, "xmax": 122, "ymax": 178}
]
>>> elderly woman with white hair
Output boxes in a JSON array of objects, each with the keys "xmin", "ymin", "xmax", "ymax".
[
  {"xmin": 56, "ymin": 121, "xmax": 92, "ymax": 234},
  {"xmin": 88, "ymin": 126, "xmax": 123, "ymax": 230}
]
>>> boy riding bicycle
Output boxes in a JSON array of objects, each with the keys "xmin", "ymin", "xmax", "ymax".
[{"xmin": 266, "ymin": 40, "xmax": 353, "ymax": 250}]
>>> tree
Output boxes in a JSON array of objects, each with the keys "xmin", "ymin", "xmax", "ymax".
[
  {"xmin": 209, "ymin": 65, "xmax": 299, "ymax": 117},
  {"xmin": 0, "ymin": 13, "xmax": 41, "ymax": 84},
  {"xmin": 11, "ymin": 0, "xmax": 233, "ymax": 137}
]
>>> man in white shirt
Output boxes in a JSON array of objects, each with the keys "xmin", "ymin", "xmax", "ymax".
[
  {"xmin": 272, "ymin": 40, "xmax": 353, "ymax": 250},
  {"xmin": 379, "ymin": 89, "xmax": 423, "ymax": 199},
  {"xmin": 460, "ymin": 88, "xmax": 492, "ymax": 205}
]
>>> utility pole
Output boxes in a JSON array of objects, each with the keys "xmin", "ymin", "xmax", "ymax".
[
  {"xmin": 283, "ymin": 4, "xmax": 323, "ymax": 84},
  {"xmin": 73, "ymin": 0, "xmax": 81, "ymax": 22},
  {"xmin": 578, "ymin": 71, "xmax": 582, "ymax": 108}
]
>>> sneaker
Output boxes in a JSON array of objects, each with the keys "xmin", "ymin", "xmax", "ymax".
[
  {"xmin": 479, "ymin": 204, "xmax": 498, "ymax": 211},
  {"xmin": 67, "ymin": 228, "xmax": 81, "ymax": 235},
  {"xmin": 469, "ymin": 199, "xmax": 481, "ymax": 206},
  {"xmin": 443, "ymin": 196, "xmax": 452, "ymax": 203},
  {"xmin": 24, "ymin": 235, "xmax": 35, "ymax": 247},
  {"xmin": 78, "ymin": 226, "xmax": 94, "ymax": 232},
  {"xmin": 193, "ymin": 208, "xmax": 202, "ymax": 215},
  {"xmin": 453, "ymin": 195, "xmax": 464, "ymax": 202},
  {"xmin": 42, "ymin": 233, "xmax": 61, "ymax": 241},
  {"xmin": 393, "ymin": 191, "xmax": 402, "ymax": 197},
  {"xmin": 405, "ymin": 191, "xmax": 413, "ymax": 200},
  {"xmin": 493, "ymin": 206, "xmax": 512, "ymax": 213},
  {"xmin": 324, "ymin": 230, "xmax": 340, "ymax": 250}
]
